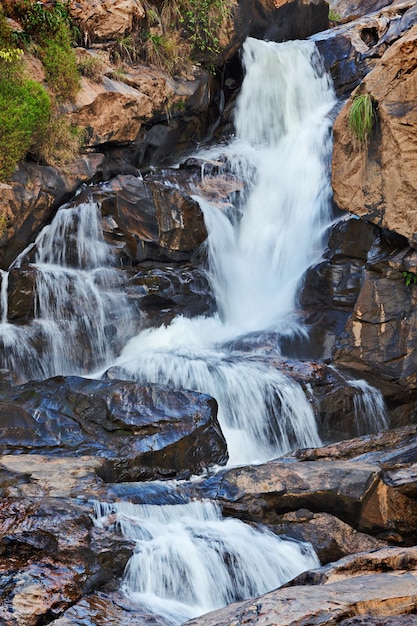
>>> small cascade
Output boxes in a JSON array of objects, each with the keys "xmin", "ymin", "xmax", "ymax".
[
  {"xmin": 94, "ymin": 498, "xmax": 319, "ymax": 625},
  {"xmin": 0, "ymin": 201, "xmax": 135, "ymax": 382},
  {"xmin": 0, "ymin": 269, "xmax": 8, "ymax": 324},
  {"xmin": 351, "ymin": 378, "xmax": 389, "ymax": 435}
]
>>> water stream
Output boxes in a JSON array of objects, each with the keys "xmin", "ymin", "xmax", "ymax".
[{"xmin": 0, "ymin": 36, "xmax": 389, "ymax": 625}]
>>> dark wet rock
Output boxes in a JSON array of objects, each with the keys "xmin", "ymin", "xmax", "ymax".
[
  {"xmin": 0, "ymin": 376, "xmax": 228, "ymax": 481},
  {"xmin": 78, "ymin": 174, "xmax": 207, "ymax": 264},
  {"xmin": 0, "ymin": 155, "xmax": 104, "ymax": 271},
  {"xmin": 313, "ymin": 1, "xmax": 417, "ymax": 96},
  {"xmin": 128, "ymin": 263, "xmax": 216, "ymax": 327},
  {"xmin": 0, "ymin": 495, "xmax": 133, "ymax": 626},
  {"xmin": 6, "ymin": 266, "xmax": 37, "ymax": 322}
]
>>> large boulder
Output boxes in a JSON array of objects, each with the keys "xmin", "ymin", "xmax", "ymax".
[
  {"xmin": 313, "ymin": 0, "xmax": 417, "ymax": 96},
  {"xmin": 88, "ymin": 173, "xmax": 207, "ymax": 263},
  {"xmin": 191, "ymin": 424, "xmax": 417, "ymax": 543},
  {"xmin": 0, "ymin": 492, "xmax": 134, "ymax": 626},
  {"xmin": 333, "ymin": 230, "xmax": 417, "ymax": 389},
  {"xmin": 0, "ymin": 376, "xmax": 228, "ymax": 481},
  {"xmin": 332, "ymin": 26, "xmax": 417, "ymax": 244}
]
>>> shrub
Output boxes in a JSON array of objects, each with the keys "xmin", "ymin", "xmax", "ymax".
[
  {"xmin": 41, "ymin": 26, "xmax": 79, "ymax": 100},
  {"xmin": 0, "ymin": 78, "xmax": 51, "ymax": 180},
  {"xmin": 77, "ymin": 55, "xmax": 105, "ymax": 82},
  {"xmin": 3, "ymin": 0, "xmax": 79, "ymax": 100},
  {"xmin": 32, "ymin": 115, "xmax": 84, "ymax": 167},
  {"xmin": 348, "ymin": 93, "xmax": 376, "ymax": 143}
]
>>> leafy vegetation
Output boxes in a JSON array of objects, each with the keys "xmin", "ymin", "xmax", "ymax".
[
  {"xmin": 348, "ymin": 93, "xmax": 376, "ymax": 143},
  {"xmin": 0, "ymin": 6, "xmax": 82, "ymax": 180},
  {"xmin": 328, "ymin": 8, "xmax": 341, "ymax": 21},
  {"xmin": 3, "ymin": 0, "xmax": 79, "ymax": 100},
  {"xmin": 402, "ymin": 271, "xmax": 417, "ymax": 287}
]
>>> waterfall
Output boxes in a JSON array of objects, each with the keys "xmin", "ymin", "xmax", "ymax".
[
  {"xmin": 2, "ymin": 37, "xmax": 360, "ymax": 625},
  {"xmin": 94, "ymin": 498, "xmax": 319, "ymax": 625},
  {"xmin": 0, "ymin": 201, "xmax": 135, "ymax": 382},
  {"xmin": 111, "ymin": 38, "xmax": 336, "ymax": 464},
  {"xmin": 351, "ymin": 378, "xmax": 389, "ymax": 435}
]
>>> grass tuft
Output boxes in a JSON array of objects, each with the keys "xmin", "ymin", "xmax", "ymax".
[{"xmin": 348, "ymin": 94, "xmax": 376, "ymax": 143}]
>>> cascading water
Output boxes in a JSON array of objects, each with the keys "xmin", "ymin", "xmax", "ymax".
[
  {"xmin": 94, "ymin": 495, "xmax": 319, "ymax": 624},
  {"xmin": 110, "ymin": 38, "xmax": 336, "ymax": 464},
  {"xmin": 0, "ymin": 201, "xmax": 135, "ymax": 382},
  {"xmin": 0, "ymin": 36, "xmax": 388, "ymax": 626},
  {"xmin": 90, "ymin": 38, "xmax": 336, "ymax": 625}
]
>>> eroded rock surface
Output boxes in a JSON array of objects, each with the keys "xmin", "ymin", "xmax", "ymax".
[{"xmin": 332, "ymin": 26, "xmax": 417, "ymax": 243}]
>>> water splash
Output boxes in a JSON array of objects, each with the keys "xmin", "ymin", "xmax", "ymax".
[{"xmin": 94, "ymin": 499, "xmax": 319, "ymax": 625}]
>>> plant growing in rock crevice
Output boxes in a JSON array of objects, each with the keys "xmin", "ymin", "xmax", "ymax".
[
  {"xmin": 348, "ymin": 93, "xmax": 377, "ymax": 144},
  {"xmin": 402, "ymin": 271, "xmax": 417, "ymax": 287}
]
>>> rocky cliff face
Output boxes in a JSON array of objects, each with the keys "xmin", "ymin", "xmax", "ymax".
[{"xmin": 330, "ymin": 11, "xmax": 417, "ymax": 390}]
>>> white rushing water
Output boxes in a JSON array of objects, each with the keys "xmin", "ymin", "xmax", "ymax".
[
  {"xmin": 110, "ymin": 38, "xmax": 336, "ymax": 464},
  {"xmin": 94, "ymin": 498, "xmax": 319, "ymax": 624},
  {"xmin": 89, "ymin": 39, "xmax": 335, "ymax": 624},
  {"xmin": 0, "ymin": 201, "xmax": 135, "ymax": 381}
]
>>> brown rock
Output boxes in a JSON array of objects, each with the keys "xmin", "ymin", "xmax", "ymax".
[
  {"xmin": 184, "ymin": 569, "xmax": 417, "ymax": 626},
  {"xmin": 334, "ymin": 268, "xmax": 417, "ymax": 389},
  {"xmin": 53, "ymin": 591, "xmax": 170, "ymax": 626},
  {"xmin": 332, "ymin": 26, "xmax": 417, "ymax": 245},
  {"xmin": 0, "ymin": 494, "xmax": 133, "ymax": 625},
  {"xmin": 269, "ymin": 509, "xmax": 385, "ymax": 563},
  {"xmin": 69, "ymin": 77, "xmax": 154, "ymax": 146},
  {"xmin": 198, "ymin": 458, "xmax": 380, "ymax": 527},
  {"xmin": 68, "ymin": 0, "xmax": 145, "ymax": 43}
]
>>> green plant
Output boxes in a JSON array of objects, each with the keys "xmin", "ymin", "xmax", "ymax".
[
  {"xmin": 328, "ymin": 8, "xmax": 341, "ymax": 21},
  {"xmin": 32, "ymin": 115, "xmax": 84, "ymax": 167},
  {"xmin": 77, "ymin": 54, "xmax": 105, "ymax": 82},
  {"xmin": 41, "ymin": 28, "xmax": 79, "ymax": 100},
  {"xmin": 161, "ymin": 0, "xmax": 230, "ymax": 63},
  {"xmin": 402, "ymin": 271, "xmax": 417, "ymax": 287},
  {"xmin": 112, "ymin": 34, "xmax": 139, "ymax": 64},
  {"xmin": 3, "ymin": 0, "xmax": 80, "ymax": 100},
  {"xmin": 0, "ymin": 77, "xmax": 51, "ymax": 180},
  {"xmin": 348, "ymin": 93, "xmax": 376, "ymax": 143}
]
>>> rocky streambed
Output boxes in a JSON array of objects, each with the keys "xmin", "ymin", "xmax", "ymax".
[{"xmin": 1, "ymin": 0, "xmax": 417, "ymax": 624}]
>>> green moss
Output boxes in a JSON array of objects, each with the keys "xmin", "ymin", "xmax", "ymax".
[{"xmin": 348, "ymin": 93, "xmax": 376, "ymax": 143}]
